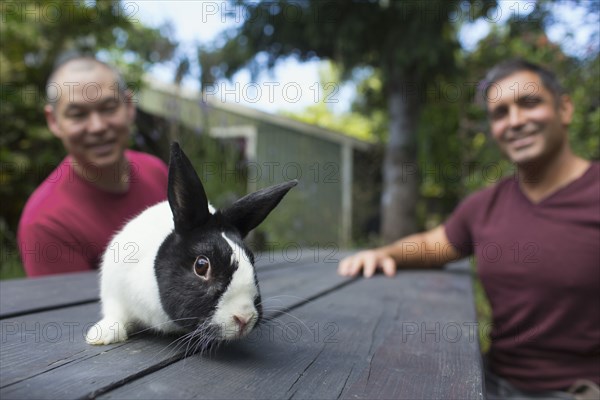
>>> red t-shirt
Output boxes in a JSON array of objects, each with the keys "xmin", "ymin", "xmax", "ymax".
[
  {"xmin": 18, "ymin": 150, "xmax": 168, "ymax": 277},
  {"xmin": 444, "ymin": 162, "xmax": 600, "ymax": 391}
]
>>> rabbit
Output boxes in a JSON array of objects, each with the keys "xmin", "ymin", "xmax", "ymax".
[{"xmin": 86, "ymin": 142, "xmax": 297, "ymax": 347}]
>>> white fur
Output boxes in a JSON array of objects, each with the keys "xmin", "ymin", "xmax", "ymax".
[
  {"xmin": 86, "ymin": 201, "xmax": 175, "ymax": 344},
  {"xmin": 86, "ymin": 201, "xmax": 218, "ymax": 345},
  {"xmin": 211, "ymin": 233, "xmax": 259, "ymax": 339}
]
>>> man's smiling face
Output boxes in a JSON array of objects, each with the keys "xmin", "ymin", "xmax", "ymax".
[
  {"xmin": 45, "ymin": 59, "xmax": 135, "ymax": 170},
  {"xmin": 487, "ymin": 70, "xmax": 573, "ymax": 166}
]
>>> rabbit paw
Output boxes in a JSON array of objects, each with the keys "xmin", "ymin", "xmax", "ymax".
[{"xmin": 85, "ymin": 319, "xmax": 129, "ymax": 345}]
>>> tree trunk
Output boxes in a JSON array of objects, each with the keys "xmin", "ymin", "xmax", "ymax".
[{"xmin": 380, "ymin": 77, "xmax": 420, "ymax": 243}]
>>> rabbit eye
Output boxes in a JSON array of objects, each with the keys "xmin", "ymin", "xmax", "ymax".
[{"xmin": 193, "ymin": 255, "xmax": 211, "ymax": 280}]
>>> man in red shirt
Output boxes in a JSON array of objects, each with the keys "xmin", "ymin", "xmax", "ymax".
[
  {"xmin": 18, "ymin": 55, "xmax": 168, "ymax": 276},
  {"xmin": 339, "ymin": 59, "xmax": 599, "ymax": 398}
]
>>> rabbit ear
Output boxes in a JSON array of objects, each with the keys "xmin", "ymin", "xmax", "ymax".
[
  {"xmin": 223, "ymin": 180, "xmax": 297, "ymax": 238},
  {"xmin": 168, "ymin": 142, "xmax": 210, "ymax": 233}
]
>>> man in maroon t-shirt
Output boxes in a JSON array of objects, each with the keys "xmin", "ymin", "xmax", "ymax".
[
  {"xmin": 18, "ymin": 55, "xmax": 168, "ymax": 276},
  {"xmin": 339, "ymin": 59, "xmax": 599, "ymax": 398}
]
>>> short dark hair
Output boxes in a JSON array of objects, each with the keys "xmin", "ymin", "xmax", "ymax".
[
  {"xmin": 45, "ymin": 52, "xmax": 127, "ymax": 106},
  {"xmin": 480, "ymin": 59, "xmax": 566, "ymax": 105}
]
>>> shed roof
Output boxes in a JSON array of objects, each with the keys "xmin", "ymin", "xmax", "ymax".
[{"xmin": 142, "ymin": 78, "xmax": 372, "ymax": 151}]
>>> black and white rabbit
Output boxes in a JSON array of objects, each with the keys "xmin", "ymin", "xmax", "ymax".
[{"xmin": 86, "ymin": 142, "xmax": 296, "ymax": 346}]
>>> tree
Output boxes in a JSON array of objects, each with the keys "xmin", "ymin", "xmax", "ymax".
[
  {"xmin": 200, "ymin": 0, "xmax": 496, "ymax": 242},
  {"xmin": 0, "ymin": 0, "xmax": 177, "ymax": 278}
]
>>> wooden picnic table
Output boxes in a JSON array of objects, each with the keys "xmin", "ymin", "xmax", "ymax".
[{"xmin": 0, "ymin": 252, "xmax": 484, "ymax": 399}]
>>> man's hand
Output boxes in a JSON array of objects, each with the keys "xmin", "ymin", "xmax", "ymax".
[
  {"xmin": 338, "ymin": 250, "xmax": 396, "ymax": 278},
  {"xmin": 338, "ymin": 226, "xmax": 460, "ymax": 278}
]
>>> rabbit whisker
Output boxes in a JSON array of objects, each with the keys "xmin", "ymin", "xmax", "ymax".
[
  {"xmin": 153, "ymin": 319, "xmax": 214, "ymax": 361},
  {"xmin": 154, "ymin": 330, "xmax": 197, "ymax": 361},
  {"xmin": 185, "ymin": 321, "xmax": 212, "ymax": 358},
  {"xmin": 191, "ymin": 320, "xmax": 222, "ymax": 357},
  {"xmin": 132, "ymin": 317, "xmax": 200, "ymax": 336}
]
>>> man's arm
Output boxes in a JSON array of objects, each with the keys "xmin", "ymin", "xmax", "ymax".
[{"xmin": 338, "ymin": 225, "xmax": 463, "ymax": 277}]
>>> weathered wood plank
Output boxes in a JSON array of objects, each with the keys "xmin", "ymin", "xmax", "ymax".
[
  {"xmin": 257, "ymin": 259, "xmax": 351, "ymax": 315},
  {"xmin": 0, "ymin": 272, "xmax": 99, "ymax": 319},
  {"xmin": 0, "ymin": 261, "xmax": 352, "ymax": 398},
  {"xmin": 99, "ymin": 270, "xmax": 483, "ymax": 399},
  {"xmin": 0, "ymin": 303, "xmax": 106, "ymax": 388},
  {"xmin": 341, "ymin": 271, "xmax": 483, "ymax": 399},
  {"xmin": 254, "ymin": 248, "xmax": 350, "ymax": 270}
]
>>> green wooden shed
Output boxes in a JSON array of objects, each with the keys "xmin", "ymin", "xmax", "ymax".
[{"xmin": 138, "ymin": 80, "xmax": 376, "ymax": 251}]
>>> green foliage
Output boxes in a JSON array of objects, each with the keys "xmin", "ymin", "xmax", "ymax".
[
  {"xmin": 1, "ymin": 0, "xmax": 177, "ymax": 279},
  {"xmin": 471, "ymin": 259, "xmax": 493, "ymax": 353},
  {"xmin": 225, "ymin": 0, "xmax": 492, "ymax": 80},
  {"xmin": 174, "ymin": 128, "xmax": 248, "ymax": 210},
  {"xmin": 282, "ymin": 103, "xmax": 376, "ymax": 141},
  {"xmin": 568, "ymin": 56, "xmax": 600, "ymax": 160},
  {"xmin": 280, "ymin": 62, "xmax": 385, "ymax": 142}
]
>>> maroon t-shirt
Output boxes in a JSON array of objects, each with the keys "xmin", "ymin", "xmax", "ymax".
[
  {"xmin": 18, "ymin": 150, "xmax": 168, "ymax": 276},
  {"xmin": 445, "ymin": 162, "xmax": 600, "ymax": 392}
]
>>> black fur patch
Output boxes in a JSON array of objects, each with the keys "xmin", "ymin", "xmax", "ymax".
[{"xmin": 154, "ymin": 217, "xmax": 261, "ymax": 334}]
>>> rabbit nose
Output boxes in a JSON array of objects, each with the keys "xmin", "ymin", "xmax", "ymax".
[{"xmin": 233, "ymin": 315, "xmax": 249, "ymax": 332}]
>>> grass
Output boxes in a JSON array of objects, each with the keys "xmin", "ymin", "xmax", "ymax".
[
  {"xmin": 0, "ymin": 219, "xmax": 26, "ymax": 280},
  {"xmin": 470, "ymin": 259, "xmax": 492, "ymax": 354},
  {"xmin": 0, "ymin": 249, "xmax": 26, "ymax": 280}
]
